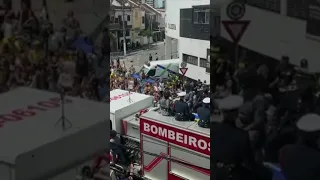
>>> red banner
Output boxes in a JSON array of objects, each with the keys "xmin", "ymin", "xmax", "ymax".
[{"xmin": 140, "ymin": 118, "xmax": 210, "ymax": 156}]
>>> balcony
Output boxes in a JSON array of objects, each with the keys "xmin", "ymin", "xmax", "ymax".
[{"xmin": 109, "ymin": 21, "xmax": 132, "ymax": 30}]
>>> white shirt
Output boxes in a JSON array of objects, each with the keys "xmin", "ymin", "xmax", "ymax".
[{"xmin": 58, "ymin": 73, "xmax": 73, "ymax": 88}]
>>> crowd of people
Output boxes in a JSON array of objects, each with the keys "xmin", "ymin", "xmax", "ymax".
[
  {"xmin": 110, "ymin": 57, "xmax": 210, "ymax": 122},
  {"xmin": 211, "ymin": 44, "xmax": 320, "ymax": 180},
  {"xmin": 0, "ymin": 1, "xmax": 108, "ymax": 102}
]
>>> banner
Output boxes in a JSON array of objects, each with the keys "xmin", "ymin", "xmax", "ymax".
[
  {"xmin": 306, "ymin": 0, "xmax": 320, "ymax": 38},
  {"xmin": 140, "ymin": 118, "xmax": 210, "ymax": 156}
]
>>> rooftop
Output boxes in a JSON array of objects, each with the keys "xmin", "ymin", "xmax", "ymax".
[{"xmin": 0, "ymin": 87, "xmax": 109, "ymax": 165}]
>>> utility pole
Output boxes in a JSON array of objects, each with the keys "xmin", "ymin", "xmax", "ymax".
[{"xmin": 122, "ymin": 0, "xmax": 127, "ymax": 56}]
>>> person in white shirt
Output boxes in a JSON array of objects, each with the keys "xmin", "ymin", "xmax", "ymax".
[{"xmin": 2, "ymin": 17, "xmax": 13, "ymax": 39}]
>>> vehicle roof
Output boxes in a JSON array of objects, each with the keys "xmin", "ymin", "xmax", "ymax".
[
  {"xmin": 110, "ymin": 89, "xmax": 153, "ymax": 113},
  {"xmin": 141, "ymin": 110, "xmax": 210, "ymax": 137},
  {"xmin": 0, "ymin": 87, "xmax": 108, "ymax": 164},
  {"xmin": 146, "ymin": 59, "xmax": 180, "ymax": 68}
]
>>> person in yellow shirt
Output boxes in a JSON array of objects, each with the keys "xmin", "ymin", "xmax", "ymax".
[{"xmin": 28, "ymin": 41, "xmax": 42, "ymax": 65}]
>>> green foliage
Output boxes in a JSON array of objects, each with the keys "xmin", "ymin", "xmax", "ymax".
[
  {"xmin": 109, "ymin": 32, "xmax": 115, "ymax": 40},
  {"xmin": 139, "ymin": 29, "xmax": 152, "ymax": 37}
]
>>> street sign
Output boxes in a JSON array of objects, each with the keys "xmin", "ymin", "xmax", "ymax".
[
  {"xmin": 179, "ymin": 68, "xmax": 188, "ymax": 76},
  {"xmin": 222, "ymin": 20, "xmax": 250, "ymax": 44},
  {"xmin": 226, "ymin": 2, "xmax": 246, "ymax": 20},
  {"xmin": 181, "ymin": 61, "xmax": 187, "ymax": 68}
]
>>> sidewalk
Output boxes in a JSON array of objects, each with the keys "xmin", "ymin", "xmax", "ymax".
[{"xmin": 111, "ymin": 42, "xmax": 163, "ymax": 57}]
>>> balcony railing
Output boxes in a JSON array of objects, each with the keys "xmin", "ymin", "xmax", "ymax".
[{"xmin": 109, "ymin": 21, "xmax": 132, "ymax": 30}]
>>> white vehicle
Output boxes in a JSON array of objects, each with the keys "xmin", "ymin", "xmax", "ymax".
[
  {"xmin": 0, "ymin": 87, "xmax": 109, "ymax": 180},
  {"xmin": 110, "ymin": 90, "xmax": 209, "ymax": 180},
  {"xmin": 110, "ymin": 89, "xmax": 154, "ymax": 135},
  {"xmin": 140, "ymin": 59, "xmax": 180, "ymax": 79}
]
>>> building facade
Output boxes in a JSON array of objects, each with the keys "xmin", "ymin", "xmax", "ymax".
[
  {"xmin": 165, "ymin": 0, "xmax": 210, "ymax": 84},
  {"xmin": 220, "ymin": 0, "xmax": 320, "ymax": 73},
  {"xmin": 145, "ymin": 0, "xmax": 154, "ymax": 7}
]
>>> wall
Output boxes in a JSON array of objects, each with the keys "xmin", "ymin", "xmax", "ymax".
[
  {"xmin": 180, "ymin": 8, "xmax": 210, "ymax": 41},
  {"xmin": 179, "ymin": 37, "xmax": 210, "ymax": 83},
  {"xmin": 132, "ymin": 8, "xmax": 145, "ymax": 29},
  {"xmin": 114, "ymin": 9, "xmax": 132, "ymax": 26},
  {"xmin": 220, "ymin": 3, "xmax": 320, "ymax": 72},
  {"xmin": 165, "ymin": 0, "xmax": 210, "ymax": 39}
]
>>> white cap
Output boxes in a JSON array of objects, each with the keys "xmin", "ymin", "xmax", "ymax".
[
  {"xmin": 219, "ymin": 95, "xmax": 244, "ymax": 111},
  {"xmin": 296, "ymin": 114, "xmax": 320, "ymax": 132},
  {"xmin": 177, "ymin": 92, "xmax": 186, "ymax": 97},
  {"xmin": 203, "ymin": 97, "xmax": 210, "ymax": 104}
]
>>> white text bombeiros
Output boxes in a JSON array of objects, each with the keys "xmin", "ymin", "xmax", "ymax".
[{"xmin": 143, "ymin": 123, "xmax": 210, "ymax": 152}]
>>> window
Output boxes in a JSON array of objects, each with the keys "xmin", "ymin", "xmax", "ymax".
[
  {"xmin": 245, "ymin": 0, "xmax": 280, "ymax": 13},
  {"xmin": 127, "ymin": 15, "xmax": 131, "ymax": 21},
  {"xmin": 193, "ymin": 8, "xmax": 210, "ymax": 24},
  {"xmin": 110, "ymin": 16, "xmax": 115, "ymax": 23},
  {"xmin": 115, "ymin": 18, "xmax": 119, "ymax": 23},
  {"xmin": 147, "ymin": 69, "xmax": 156, "ymax": 76},
  {"xmin": 110, "ymin": 120, "xmax": 112, "ymax": 130},
  {"xmin": 126, "ymin": 30, "xmax": 130, "ymax": 36},
  {"xmin": 211, "ymin": 16, "xmax": 221, "ymax": 36},
  {"xmin": 206, "ymin": 49, "xmax": 210, "ymax": 73},
  {"xmin": 200, "ymin": 58, "xmax": 207, "ymax": 68},
  {"xmin": 182, "ymin": 54, "xmax": 198, "ymax": 66},
  {"xmin": 142, "ymin": 16, "xmax": 145, "ymax": 23},
  {"xmin": 286, "ymin": 0, "xmax": 308, "ymax": 20},
  {"xmin": 118, "ymin": 15, "xmax": 122, "ymax": 21}
]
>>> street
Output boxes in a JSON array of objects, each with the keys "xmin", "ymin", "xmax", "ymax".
[{"xmin": 113, "ymin": 41, "xmax": 178, "ymax": 71}]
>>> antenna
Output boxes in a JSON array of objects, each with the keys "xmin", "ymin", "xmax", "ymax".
[
  {"xmin": 127, "ymin": 79, "xmax": 134, "ymax": 103},
  {"xmin": 55, "ymin": 73, "xmax": 73, "ymax": 130},
  {"xmin": 54, "ymin": 89, "xmax": 72, "ymax": 130}
]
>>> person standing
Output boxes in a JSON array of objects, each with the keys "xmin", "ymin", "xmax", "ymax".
[
  {"xmin": 280, "ymin": 113, "xmax": 320, "ymax": 180},
  {"xmin": 100, "ymin": 27, "xmax": 110, "ymax": 67},
  {"xmin": 211, "ymin": 95, "xmax": 256, "ymax": 180}
]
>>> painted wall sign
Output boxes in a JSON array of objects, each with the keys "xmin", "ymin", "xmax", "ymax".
[
  {"xmin": 166, "ymin": 23, "xmax": 176, "ymax": 30},
  {"xmin": 0, "ymin": 97, "xmax": 73, "ymax": 128}
]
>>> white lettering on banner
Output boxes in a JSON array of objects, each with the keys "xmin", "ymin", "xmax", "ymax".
[
  {"xmin": 158, "ymin": 127, "xmax": 167, "ymax": 137},
  {"xmin": 176, "ymin": 132, "xmax": 183, "ymax": 143},
  {"xmin": 143, "ymin": 122, "xmax": 210, "ymax": 152}
]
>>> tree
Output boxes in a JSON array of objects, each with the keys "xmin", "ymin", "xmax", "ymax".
[
  {"xmin": 109, "ymin": 32, "xmax": 117, "ymax": 51},
  {"xmin": 139, "ymin": 29, "xmax": 152, "ymax": 45}
]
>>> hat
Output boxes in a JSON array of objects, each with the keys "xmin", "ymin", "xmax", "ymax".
[
  {"xmin": 177, "ymin": 92, "xmax": 186, "ymax": 97},
  {"xmin": 296, "ymin": 114, "xmax": 320, "ymax": 132},
  {"xmin": 203, "ymin": 97, "xmax": 210, "ymax": 104},
  {"xmin": 219, "ymin": 95, "xmax": 244, "ymax": 111}
]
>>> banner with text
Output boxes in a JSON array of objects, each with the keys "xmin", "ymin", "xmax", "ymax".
[{"xmin": 140, "ymin": 118, "xmax": 210, "ymax": 156}]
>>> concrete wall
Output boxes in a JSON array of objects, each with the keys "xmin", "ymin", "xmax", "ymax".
[
  {"xmin": 179, "ymin": 37, "xmax": 210, "ymax": 83},
  {"xmin": 220, "ymin": 3, "xmax": 320, "ymax": 72},
  {"xmin": 165, "ymin": 0, "xmax": 210, "ymax": 39}
]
